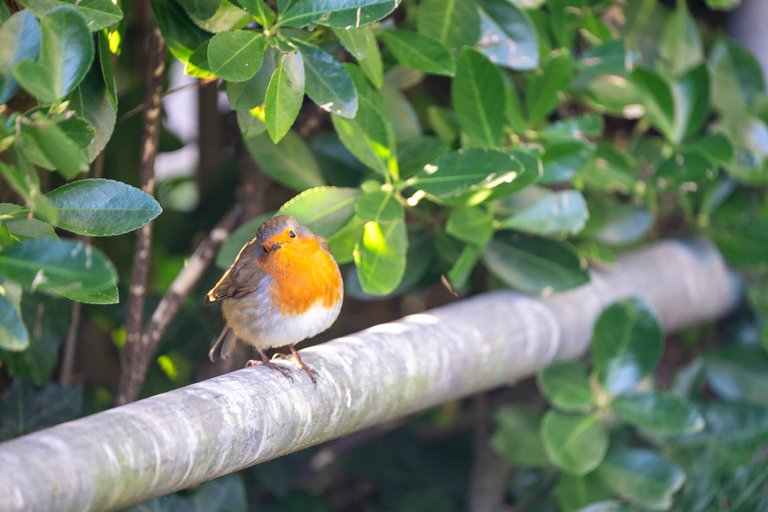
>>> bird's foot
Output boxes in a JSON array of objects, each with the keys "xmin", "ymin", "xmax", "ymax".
[
  {"xmin": 245, "ymin": 358, "xmax": 293, "ymax": 381},
  {"xmin": 290, "ymin": 346, "xmax": 318, "ymax": 384}
]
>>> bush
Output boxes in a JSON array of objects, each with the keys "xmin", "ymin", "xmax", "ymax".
[{"xmin": 1, "ymin": 0, "xmax": 767, "ymax": 509}]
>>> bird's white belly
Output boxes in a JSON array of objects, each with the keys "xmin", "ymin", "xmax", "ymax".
[{"xmin": 221, "ymin": 280, "xmax": 342, "ymax": 350}]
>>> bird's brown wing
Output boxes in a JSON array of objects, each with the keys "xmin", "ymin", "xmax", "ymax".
[{"xmin": 205, "ymin": 237, "xmax": 267, "ymax": 303}]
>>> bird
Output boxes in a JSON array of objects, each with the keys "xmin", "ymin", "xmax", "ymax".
[{"xmin": 205, "ymin": 214, "xmax": 343, "ymax": 383}]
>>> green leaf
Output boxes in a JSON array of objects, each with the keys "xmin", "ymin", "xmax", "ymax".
[
  {"xmin": 0, "ymin": 380, "xmax": 82, "ymax": 440},
  {"xmin": 326, "ymin": 215, "xmax": 365, "ymax": 264},
  {"xmin": 265, "ymin": 50, "xmax": 305, "ymax": 143},
  {"xmin": 0, "ymin": 155, "xmax": 57, "ymax": 224},
  {"xmin": 501, "ymin": 189, "xmax": 589, "ymax": 235},
  {"xmin": 215, "ymin": 212, "xmax": 273, "ymax": 269},
  {"xmin": 150, "ymin": 0, "xmax": 212, "ymax": 64},
  {"xmin": 294, "ymin": 40, "xmax": 358, "ymax": 118},
  {"xmin": 242, "ymin": 123, "xmax": 325, "ymax": 191},
  {"xmin": 0, "ymin": 204, "xmax": 56, "ymax": 241},
  {"xmin": 659, "ymin": 0, "xmax": 703, "ymax": 76},
  {"xmin": 0, "ymin": 292, "xmax": 28, "ymax": 351},
  {"xmin": 555, "ymin": 474, "xmax": 614, "ymax": 512},
  {"xmin": 590, "ymin": 204, "xmax": 654, "ymax": 246},
  {"xmin": 709, "ymin": 39, "xmax": 765, "ymax": 114},
  {"xmin": 671, "ymin": 64, "xmax": 710, "ymax": 142},
  {"xmin": 537, "ymin": 361, "xmax": 593, "ymax": 413},
  {"xmin": 610, "ymin": 392, "xmax": 705, "ymax": 435},
  {"xmin": 69, "ymin": 54, "xmax": 118, "ymax": 162},
  {"xmin": 526, "ymin": 52, "xmax": 573, "ymax": 125},
  {"xmin": 353, "ymin": 191, "xmax": 407, "ymax": 295},
  {"xmin": 207, "ymin": 30, "xmax": 265, "ymax": 82},
  {"xmin": 177, "ymin": 0, "xmax": 221, "ymax": 20},
  {"xmin": 446, "ymin": 207, "xmax": 493, "ymax": 246},
  {"xmin": 703, "ymin": 346, "xmax": 768, "ymax": 407},
  {"xmin": 491, "ymin": 405, "xmax": 549, "ymax": 466},
  {"xmin": 46, "ymin": 179, "xmax": 162, "ymax": 237},
  {"xmin": 541, "ymin": 411, "xmax": 608, "ymax": 475},
  {"xmin": 630, "ymin": 67, "xmax": 675, "ymax": 141},
  {"xmin": 333, "ymin": 27, "xmax": 382, "ymax": 88},
  {"xmin": 235, "ymin": 0, "xmax": 274, "ymax": 25},
  {"xmin": 656, "ymin": 149, "xmax": 716, "ymax": 185},
  {"xmin": 331, "ymin": 92, "xmax": 394, "ymax": 176},
  {"xmin": 13, "ymin": 6, "xmax": 94, "ymax": 103},
  {"xmin": 417, "ymin": 0, "xmax": 480, "ymax": 52},
  {"xmin": 539, "ymin": 114, "xmax": 603, "ymax": 141},
  {"xmin": 595, "ymin": 450, "xmax": 685, "ymax": 511},
  {"xmin": 0, "ymin": 11, "xmax": 41, "ymax": 104},
  {"xmin": 226, "ymin": 45, "xmax": 279, "ymax": 110},
  {"xmin": 382, "ymin": 83, "xmax": 420, "ymax": 143},
  {"xmin": 477, "ymin": 0, "xmax": 538, "ymax": 70},
  {"xmin": 1, "ymin": 294, "xmax": 69, "ymax": 383},
  {"xmin": 379, "ymin": 30, "xmax": 455, "ymax": 76},
  {"xmin": 398, "ymin": 135, "xmax": 449, "ymax": 178},
  {"xmin": 412, "ymin": 148, "xmax": 525, "ymax": 203},
  {"xmin": 540, "ymin": 139, "xmax": 594, "ymax": 184},
  {"xmin": 279, "ymin": 0, "xmax": 396, "ymax": 28},
  {"xmin": 591, "ymin": 297, "xmax": 664, "ymax": 395},
  {"xmin": 446, "ymin": 243, "xmax": 482, "ymax": 291},
  {"xmin": 0, "ymin": 238, "xmax": 118, "ymax": 304},
  {"xmin": 483, "ymin": 231, "xmax": 589, "ymax": 294},
  {"xmin": 278, "ymin": 186, "xmax": 360, "ymax": 237},
  {"xmin": 452, "ymin": 48, "xmax": 505, "ymax": 147},
  {"xmin": 17, "ymin": 0, "xmax": 124, "ymax": 31},
  {"xmin": 20, "ymin": 116, "xmax": 87, "ymax": 178}
]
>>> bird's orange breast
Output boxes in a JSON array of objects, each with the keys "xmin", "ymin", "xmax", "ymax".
[{"xmin": 260, "ymin": 238, "xmax": 342, "ymax": 316}]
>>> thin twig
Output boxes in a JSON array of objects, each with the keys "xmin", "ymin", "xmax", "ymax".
[
  {"xmin": 119, "ymin": 79, "xmax": 217, "ymax": 123},
  {"xmin": 116, "ymin": 18, "xmax": 166, "ymax": 406},
  {"xmin": 125, "ymin": 204, "xmax": 242, "ymax": 393},
  {"xmin": 59, "ymin": 301, "xmax": 82, "ymax": 386},
  {"xmin": 468, "ymin": 393, "xmax": 513, "ymax": 512}
]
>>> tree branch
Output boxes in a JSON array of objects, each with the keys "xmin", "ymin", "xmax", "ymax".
[{"xmin": 117, "ymin": 18, "xmax": 166, "ymax": 406}]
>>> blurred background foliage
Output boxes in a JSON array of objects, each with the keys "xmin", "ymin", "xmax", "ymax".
[{"xmin": 1, "ymin": 0, "xmax": 768, "ymax": 509}]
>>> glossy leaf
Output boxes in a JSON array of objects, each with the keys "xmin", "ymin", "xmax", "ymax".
[
  {"xmin": 452, "ymin": 48, "xmax": 505, "ymax": 147},
  {"xmin": 596, "ymin": 450, "xmax": 685, "ymax": 511},
  {"xmin": 412, "ymin": 148, "xmax": 525, "ymax": 203},
  {"xmin": 279, "ymin": 0, "xmax": 396, "ymax": 28},
  {"xmin": 0, "ymin": 292, "xmax": 28, "ymax": 351},
  {"xmin": 659, "ymin": 0, "xmax": 703, "ymax": 76},
  {"xmin": 177, "ymin": 0, "xmax": 221, "ymax": 20},
  {"xmin": 279, "ymin": 186, "xmax": 360, "ymax": 237},
  {"xmin": 333, "ymin": 26, "xmax": 382, "ymax": 87},
  {"xmin": 353, "ymin": 192, "xmax": 406, "ymax": 295},
  {"xmin": 69, "ymin": 56, "xmax": 117, "ymax": 162},
  {"xmin": 265, "ymin": 51, "xmax": 305, "ymax": 143},
  {"xmin": 592, "ymin": 205, "xmax": 654, "ymax": 246},
  {"xmin": 226, "ymin": 45, "xmax": 278, "ymax": 110},
  {"xmin": 483, "ymin": 231, "xmax": 589, "ymax": 294},
  {"xmin": 526, "ymin": 52, "xmax": 573, "ymax": 125},
  {"xmin": 537, "ymin": 361, "xmax": 593, "ymax": 412},
  {"xmin": 0, "ymin": 156, "xmax": 57, "ymax": 224},
  {"xmin": 0, "ymin": 238, "xmax": 118, "ymax": 304},
  {"xmin": 207, "ymin": 30, "xmax": 265, "ymax": 82},
  {"xmin": 592, "ymin": 297, "xmax": 664, "ymax": 395},
  {"xmin": 379, "ymin": 30, "xmax": 454, "ymax": 76},
  {"xmin": 539, "ymin": 114, "xmax": 603, "ymax": 141},
  {"xmin": 151, "ymin": 0, "xmax": 212, "ymax": 64},
  {"xmin": 477, "ymin": 0, "xmax": 538, "ymax": 70},
  {"xmin": 331, "ymin": 79, "xmax": 394, "ymax": 177},
  {"xmin": 13, "ymin": 6, "xmax": 94, "ymax": 103},
  {"xmin": 555, "ymin": 474, "xmax": 614, "ymax": 512},
  {"xmin": 46, "ymin": 179, "xmax": 162, "ymax": 236},
  {"xmin": 20, "ymin": 116, "xmax": 87, "ymax": 178},
  {"xmin": 703, "ymin": 346, "xmax": 768, "ymax": 407},
  {"xmin": 446, "ymin": 243, "xmax": 482, "ymax": 291},
  {"xmin": 491, "ymin": 405, "xmax": 548, "ymax": 466},
  {"xmin": 294, "ymin": 40, "xmax": 357, "ymax": 118},
  {"xmin": 417, "ymin": 0, "xmax": 480, "ymax": 52},
  {"xmin": 381, "ymin": 84, "xmax": 420, "ymax": 143},
  {"xmin": 501, "ymin": 189, "xmax": 589, "ymax": 235},
  {"xmin": 242, "ymin": 124, "xmax": 324, "ymax": 191},
  {"xmin": 18, "ymin": 0, "xmax": 126, "ymax": 32},
  {"xmin": 0, "ymin": 11, "xmax": 41, "ymax": 104},
  {"xmin": 610, "ymin": 392, "xmax": 705, "ymax": 435},
  {"xmin": 446, "ymin": 207, "xmax": 493, "ymax": 246},
  {"xmin": 541, "ymin": 411, "xmax": 608, "ymax": 475},
  {"xmin": 709, "ymin": 39, "xmax": 765, "ymax": 114},
  {"xmin": 540, "ymin": 139, "xmax": 594, "ymax": 184}
]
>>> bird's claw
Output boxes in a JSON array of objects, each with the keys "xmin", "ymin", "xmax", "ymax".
[{"xmin": 246, "ymin": 359, "xmax": 294, "ymax": 381}]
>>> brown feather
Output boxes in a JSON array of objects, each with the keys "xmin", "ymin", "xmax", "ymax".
[{"xmin": 206, "ymin": 236, "xmax": 268, "ymax": 303}]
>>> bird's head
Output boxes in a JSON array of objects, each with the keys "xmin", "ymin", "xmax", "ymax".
[{"xmin": 257, "ymin": 215, "xmax": 316, "ymax": 255}]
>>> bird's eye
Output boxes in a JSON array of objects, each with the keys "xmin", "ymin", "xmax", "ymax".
[{"xmin": 289, "ymin": 230, "xmax": 296, "ymax": 238}]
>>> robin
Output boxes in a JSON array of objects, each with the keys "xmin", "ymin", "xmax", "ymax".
[{"xmin": 206, "ymin": 215, "xmax": 343, "ymax": 382}]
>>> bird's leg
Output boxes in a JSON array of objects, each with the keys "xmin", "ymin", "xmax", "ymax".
[
  {"xmin": 246, "ymin": 348, "xmax": 293, "ymax": 381},
  {"xmin": 290, "ymin": 345, "xmax": 318, "ymax": 384}
]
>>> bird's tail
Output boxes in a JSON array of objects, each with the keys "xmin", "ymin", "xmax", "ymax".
[{"xmin": 208, "ymin": 327, "xmax": 237, "ymax": 362}]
